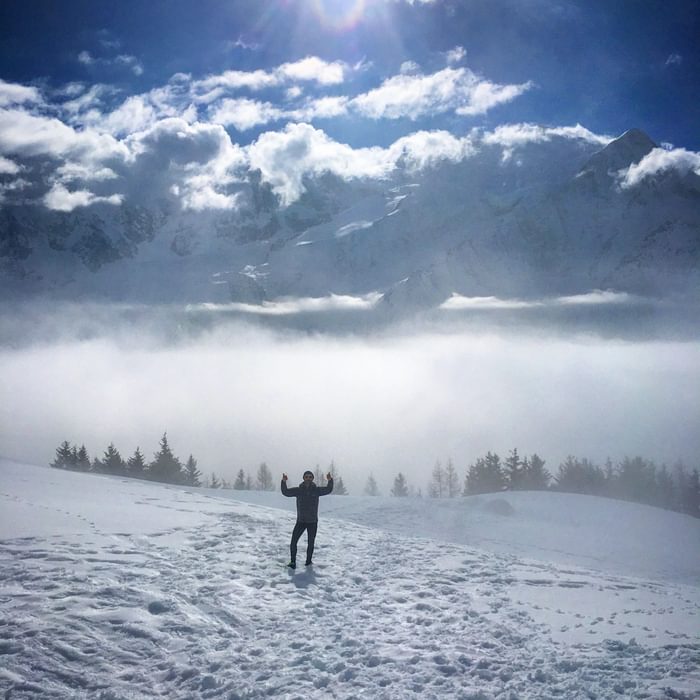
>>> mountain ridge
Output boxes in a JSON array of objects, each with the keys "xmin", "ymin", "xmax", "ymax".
[{"xmin": 1, "ymin": 127, "xmax": 698, "ymax": 313}]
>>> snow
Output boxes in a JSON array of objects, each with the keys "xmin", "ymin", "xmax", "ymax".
[{"xmin": 1, "ymin": 459, "xmax": 699, "ymax": 699}]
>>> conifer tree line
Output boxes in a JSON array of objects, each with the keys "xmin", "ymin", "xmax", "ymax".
[
  {"xmin": 49, "ymin": 437, "xmax": 351, "ymax": 495},
  {"xmin": 50, "ymin": 434, "xmax": 202, "ymax": 487},
  {"xmin": 385, "ymin": 449, "xmax": 699, "ymax": 518},
  {"xmin": 49, "ymin": 438, "xmax": 699, "ymax": 517}
]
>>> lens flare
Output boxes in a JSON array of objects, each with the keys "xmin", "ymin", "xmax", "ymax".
[{"xmin": 309, "ymin": 0, "xmax": 367, "ymax": 31}]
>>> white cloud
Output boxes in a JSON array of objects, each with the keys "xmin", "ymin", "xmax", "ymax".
[
  {"xmin": 209, "ymin": 98, "xmax": 284, "ymax": 131},
  {"xmin": 400, "ymin": 61, "xmax": 420, "ymax": 74},
  {"xmin": 191, "ymin": 292, "xmax": 382, "ymax": 315},
  {"xmin": 78, "ymin": 50, "xmax": 95, "ymax": 66},
  {"xmin": 482, "ymin": 123, "xmax": 611, "ymax": 149},
  {"xmin": 351, "ymin": 67, "xmax": 531, "ymax": 120},
  {"xmin": 246, "ymin": 123, "xmax": 392, "ymax": 205},
  {"xmin": 441, "ymin": 290, "xmax": 637, "ymax": 311},
  {"xmin": 0, "ymin": 79, "xmax": 42, "ymax": 107},
  {"xmin": 455, "ymin": 79, "xmax": 533, "ymax": 116},
  {"xmin": 0, "ymin": 108, "xmax": 127, "ymax": 162},
  {"xmin": 43, "ymin": 183, "xmax": 123, "ymax": 211},
  {"xmin": 116, "ymin": 55, "xmax": 144, "ymax": 76},
  {"xmin": 441, "ymin": 295, "xmax": 540, "ymax": 310},
  {"xmin": 54, "ymin": 162, "xmax": 119, "ymax": 183},
  {"xmin": 446, "ymin": 46, "xmax": 466, "ymax": 65},
  {"xmin": 618, "ymin": 147, "xmax": 700, "ymax": 188},
  {"xmin": 665, "ymin": 53, "xmax": 682, "ymax": 67},
  {"xmin": 277, "ymin": 56, "xmax": 346, "ymax": 85},
  {"xmin": 388, "ymin": 130, "xmax": 476, "ymax": 170},
  {"xmin": 0, "ymin": 155, "xmax": 21, "ymax": 174}
]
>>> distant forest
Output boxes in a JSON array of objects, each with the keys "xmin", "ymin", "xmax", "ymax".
[{"xmin": 49, "ymin": 437, "xmax": 700, "ymax": 518}]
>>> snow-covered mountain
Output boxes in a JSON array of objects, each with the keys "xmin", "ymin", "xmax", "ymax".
[
  {"xmin": 1, "ymin": 129, "xmax": 698, "ymax": 313},
  {"xmin": 1, "ymin": 459, "xmax": 699, "ymax": 699}
]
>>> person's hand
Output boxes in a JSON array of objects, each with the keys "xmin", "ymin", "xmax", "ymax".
[
  {"xmin": 282, "ymin": 473, "xmax": 288, "ymax": 481},
  {"xmin": 326, "ymin": 472, "xmax": 332, "ymax": 481}
]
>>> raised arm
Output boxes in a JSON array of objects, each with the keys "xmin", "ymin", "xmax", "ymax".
[
  {"xmin": 281, "ymin": 473, "xmax": 299, "ymax": 497},
  {"xmin": 318, "ymin": 473, "xmax": 334, "ymax": 496}
]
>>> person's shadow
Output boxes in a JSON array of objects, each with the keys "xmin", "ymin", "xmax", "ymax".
[{"xmin": 288, "ymin": 565, "xmax": 318, "ymax": 588}]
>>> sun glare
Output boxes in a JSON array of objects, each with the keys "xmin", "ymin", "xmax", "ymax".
[{"xmin": 309, "ymin": 0, "xmax": 368, "ymax": 31}]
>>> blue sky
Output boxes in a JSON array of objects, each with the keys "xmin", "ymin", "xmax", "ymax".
[{"xmin": 0, "ymin": 0, "xmax": 698, "ymax": 212}]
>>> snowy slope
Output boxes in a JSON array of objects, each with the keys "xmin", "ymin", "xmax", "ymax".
[{"xmin": 1, "ymin": 459, "xmax": 699, "ymax": 699}]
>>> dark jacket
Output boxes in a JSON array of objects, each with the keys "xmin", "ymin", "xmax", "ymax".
[{"xmin": 281, "ymin": 478, "xmax": 333, "ymax": 523}]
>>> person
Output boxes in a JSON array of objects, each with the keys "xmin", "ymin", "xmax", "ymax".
[{"xmin": 281, "ymin": 470, "xmax": 333, "ymax": 569}]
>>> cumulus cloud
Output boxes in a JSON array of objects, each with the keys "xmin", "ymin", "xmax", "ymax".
[
  {"xmin": 0, "ymin": 108, "xmax": 127, "ymax": 162},
  {"xmin": 246, "ymin": 122, "xmax": 392, "ymax": 204},
  {"xmin": 209, "ymin": 98, "xmax": 284, "ymax": 131},
  {"xmin": 0, "ymin": 78, "xmax": 42, "ymax": 107},
  {"xmin": 388, "ymin": 130, "xmax": 476, "ymax": 170},
  {"xmin": 125, "ymin": 117, "xmax": 246, "ymax": 210},
  {"xmin": 277, "ymin": 56, "xmax": 346, "ymax": 85},
  {"xmin": 43, "ymin": 183, "xmax": 123, "ymax": 211},
  {"xmin": 617, "ymin": 147, "xmax": 700, "ymax": 188},
  {"xmin": 0, "ymin": 155, "xmax": 21, "ymax": 174},
  {"xmin": 351, "ymin": 67, "xmax": 531, "ymax": 120}
]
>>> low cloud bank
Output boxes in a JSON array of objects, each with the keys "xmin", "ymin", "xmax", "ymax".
[{"xmin": 1, "ymin": 303, "xmax": 698, "ymax": 494}]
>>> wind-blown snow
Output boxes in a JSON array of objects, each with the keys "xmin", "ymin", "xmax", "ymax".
[{"xmin": 1, "ymin": 459, "xmax": 698, "ymax": 699}]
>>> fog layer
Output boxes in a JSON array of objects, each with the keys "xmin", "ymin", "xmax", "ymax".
[{"xmin": 1, "ymin": 303, "xmax": 698, "ymax": 493}]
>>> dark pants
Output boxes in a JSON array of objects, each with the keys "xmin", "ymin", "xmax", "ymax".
[{"xmin": 290, "ymin": 521, "xmax": 318, "ymax": 563}]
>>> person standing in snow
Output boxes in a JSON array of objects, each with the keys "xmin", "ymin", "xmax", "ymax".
[{"xmin": 281, "ymin": 470, "xmax": 333, "ymax": 569}]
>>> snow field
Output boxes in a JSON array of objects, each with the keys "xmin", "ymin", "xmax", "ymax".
[{"xmin": 1, "ymin": 461, "xmax": 699, "ymax": 699}]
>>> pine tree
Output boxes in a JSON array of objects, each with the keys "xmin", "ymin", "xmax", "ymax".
[
  {"xmin": 183, "ymin": 455, "xmax": 202, "ymax": 487},
  {"xmin": 429, "ymin": 460, "xmax": 446, "ymax": 498},
  {"xmin": 504, "ymin": 449, "xmax": 523, "ymax": 490},
  {"xmin": 245, "ymin": 473, "xmax": 253, "ymax": 490},
  {"xmin": 256, "ymin": 462, "xmax": 274, "ymax": 491},
  {"xmin": 464, "ymin": 452, "xmax": 504, "ymax": 495},
  {"xmin": 521, "ymin": 453, "xmax": 551, "ymax": 490},
  {"xmin": 553, "ymin": 456, "xmax": 606, "ymax": 495},
  {"xmin": 655, "ymin": 464, "xmax": 676, "ymax": 510},
  {"xmin": 391, "ymin": 472, "xmax": 409, "ymax": 497},
  {"xmin": 328, "ymin": 460, "xmax": 348, "ymax": 494},
  {"xmin": 364, "ymin": 473, "xmax": 380, "ymax": 496},
  {"xmin": 101, "ymin": 443, "xmax": 126, "ymax": 475},
  {"xmin": 234, "ymin": 469, "xmax": 247, "ymax": 490},
  {"xmin": 210, "ymin": 472, "xmax": 221, "ymax": 489},
  {"xmin": 51, "ymin": 441, "xmax": 74, "ymax": 470},
  {"xmin": 148, "ymin": 433, "xmax": 183, "ymax": 484},
  {"xmin": 445, "ymin": 458, "xmax": 460, "ymax": 498},
  {"xmin": 616, "ymin": 456, "xmax": 656, "ymax": 504},
  {"xmin": 681, "ymin": 469, "xmax": 700, "ymax": 518},
  {"xmin": 127, "ymin": 447, "xmax": 147, "ymax": 479},
  {"xmin": 75, "ymin": 445, "xmax": 91, "ymax": 472},
  {"xmin": 334, "ymin": 476, "xmax": 349, "ymax": 495}
]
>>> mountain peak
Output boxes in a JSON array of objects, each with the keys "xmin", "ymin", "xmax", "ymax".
[{"xmin": 581, "ymin": 128, "xmax": 656, "ymax": 176}]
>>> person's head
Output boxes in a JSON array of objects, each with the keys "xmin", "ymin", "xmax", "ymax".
[{"xmin": 302, "ymin": 470, "xmax": 315, "ymax": 484}]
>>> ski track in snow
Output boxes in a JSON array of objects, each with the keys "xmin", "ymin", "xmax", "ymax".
[{"xmin": 1, "ymin": 474, "xmax": 699, "ymax": 699}]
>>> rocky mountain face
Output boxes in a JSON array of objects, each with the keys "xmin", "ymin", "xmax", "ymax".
[{"xmin": 1, "ymin": 129, "xmax": 698, "ymax": 312}]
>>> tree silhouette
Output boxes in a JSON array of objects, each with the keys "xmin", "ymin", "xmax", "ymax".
[
  {"xmin": 149, "ymin": 433, "xmax": 183, "ymax": 484},
  {"xmin": 464, "ymin": 452, "xmax": 504, "ymax": 495},
  {"xmin": 391, "ymin": 472, "xmax": 409, "ymax": 497},
  {"xmin": 364, "ymin": 473, "xmax": 380, "ymax": 496},
  {"xmin": 127, "ymin": 447, "xmax": 147, "ymax": 479},
  {"xmin": 183, "ymin": 455, "xmax": 202, "ymax": 487}
]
